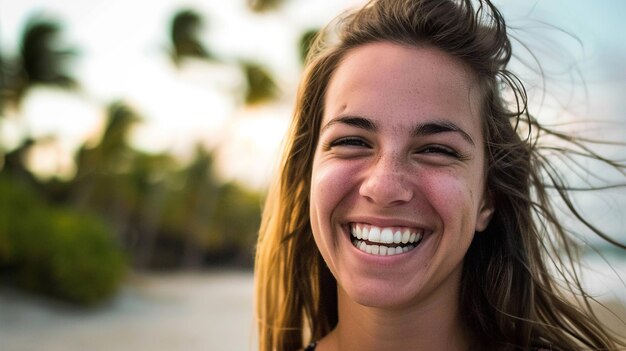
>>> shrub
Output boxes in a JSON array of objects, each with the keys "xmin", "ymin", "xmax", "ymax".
[{"xmin": 0, "ymin": 176, "xmax": 127, "ymax": 304}]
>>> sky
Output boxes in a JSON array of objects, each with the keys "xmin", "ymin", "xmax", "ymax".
[
  {"xmin": 0, "ymin": 0, "xmax": 625, "ymax": 196},
  {"xmin": 0, "ymin": 0, "xmax": 367, "ymax": 188}
]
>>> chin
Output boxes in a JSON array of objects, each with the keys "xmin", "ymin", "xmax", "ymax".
[{"xmin": 339, "ymin": 274, "xmax": 427, "ymax": 310}]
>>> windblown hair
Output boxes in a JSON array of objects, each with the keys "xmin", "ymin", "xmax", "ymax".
[{"xmin": 255, "ymin": 0, "xmax": 626, "ymax": 350}]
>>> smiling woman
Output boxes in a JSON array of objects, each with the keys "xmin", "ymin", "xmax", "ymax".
[
  {"xmin": 309, "ymin": 44, "xmax": 493, "ymax": 316},
  {"xmin": 254, "ymin": 0, "xmax": 626, "ymax": 350}
]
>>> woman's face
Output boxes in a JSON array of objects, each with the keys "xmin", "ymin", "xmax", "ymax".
[{"xmin": 309, "ymin": 42, "xmax": 494, "ymax": 309}]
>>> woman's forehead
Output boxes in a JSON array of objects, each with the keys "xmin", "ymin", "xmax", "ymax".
[{"xmin": 322, "ymin": 42, "xmax": 484, "ymax": 138}]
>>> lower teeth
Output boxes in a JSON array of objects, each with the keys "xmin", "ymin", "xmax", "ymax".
[{"xmin": 352, "ymin": 240, "xmax": 416, "ymax": 256}]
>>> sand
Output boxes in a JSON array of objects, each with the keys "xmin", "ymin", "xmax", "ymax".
[
  {"xmin": 0, "ymin": 271, "xmax": 257, "ymax": 351},
  {"xmin": 1, "ymin": 270, "xmax": 624, "ymax": 350}
]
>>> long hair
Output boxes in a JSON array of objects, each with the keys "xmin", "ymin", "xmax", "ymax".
[{"xmin": 254, "ymin": 0, "xmax": 626, "ymax": 350}]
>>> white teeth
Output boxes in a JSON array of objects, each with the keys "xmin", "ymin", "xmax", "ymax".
[
  {"xmin": 401, "ymin": 229, "xmax": 410, "ymax": 244},
  {"xmin": 369, "ymin": 227, "xmax": 381, "ymax": 242},
  {"xmin": 350, "ymin": 224, "xmax": 425, "ymax": 256},
  {"xmin": 379, "ymin": 246, "xmax": 388, "ymax": 256},
  {"xmin": 355, "ymin": 241, "xmax": 419, "ymax": 256},
  {"xmin": 393, "ymin": 231, "xmax": 402, "ymax": 244},
  {"xmin": 351, "ymin": 225, "xmax": 424, "ymax": 244},
  {"xmin": 381, "ymin": 228, "xmax": 393, "ymax": 244},
  {"xmin": 371, "ymin": 245, "xmax": 379, "ymax": 255}
]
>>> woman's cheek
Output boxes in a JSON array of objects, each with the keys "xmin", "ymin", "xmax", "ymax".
[
  {"xmin": 420, "ymin": 168, "xmax": 475, "ymax": 214},
  {"xmin": 432, "ymin": 171, "xmax": 483, "ymax": 243},
  {"xmin": 313, "ymin": 159, "xmax": 363, "ymax": 200}
]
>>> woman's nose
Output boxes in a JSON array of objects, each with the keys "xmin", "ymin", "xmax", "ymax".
[{"xmin": 359, "ymin": 156, "xmax": 414, "ymax": 207}]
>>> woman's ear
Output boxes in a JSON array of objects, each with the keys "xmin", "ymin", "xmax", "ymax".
[{"xmin": 475, "ymin": 190, "xmax": 494, "ymax": 232}]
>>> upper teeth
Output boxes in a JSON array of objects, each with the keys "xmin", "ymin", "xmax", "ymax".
[{"xmin": 351, "ymin": 224, "xmax": 422, "ymax": 245}]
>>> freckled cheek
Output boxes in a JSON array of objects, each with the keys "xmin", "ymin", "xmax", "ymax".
[
  {"xmin": 418, "ymin": 170, "xmax": 477, "ymax": 234},
  {"xmin": 310, "ymin": 161, "xmax": 361, "ymax": 258},
  {"xmin": 310, "ymin": 160, "xmax": 361, "ymax": 228}
]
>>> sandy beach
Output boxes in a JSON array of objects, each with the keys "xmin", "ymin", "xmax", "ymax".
[
  {"xmin": 0, "ymin": 269, "xmax": 624, "ymax": 350},
  {"xmin": 0, "ymin": 271, "xmax": 257, "ymax": 351}
]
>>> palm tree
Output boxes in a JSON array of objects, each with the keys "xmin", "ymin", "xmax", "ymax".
[
  {"xmin": 0, "ymin": 46, "xmax": 7, "ymax": 113},
  {"xmin": 240, "ymin": 61, "xmax": 279, "ymax": 105},
  {"xmin": 170, "ymin": 9, "xmax": 215, "ymax": 66},
  {"xmin": 1, "ymin": 15, "xmax": 78, "ymax": 180},
  {"xmin": 168, "ymin": 8, "xmax": 280, "ymax": 106},
  {"xmin": 178, "ymin": 145, "xmax": 220, "ymax": 267},
  {"xmin": 130, "ymin": 152, "xmax": 177, "ymax": 268},
  {"xmin": 0, "ymin": 42, "xmax": 10, "ymax": 162},
  {"xmin": 72, "ymin": 102, "xmax": 141, "ymax": 235},
  {"xmin": 247, "ymin": 0, "xmax": 287, "ymax": 12},
  {"xmin": 17, "ymin": 15, "xmax": 78, "ymax": 102}
]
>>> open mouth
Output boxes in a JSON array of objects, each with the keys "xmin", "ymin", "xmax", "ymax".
[{"xmin": 349, "ymin": 223, "xmax": 424, "ymax": 256}]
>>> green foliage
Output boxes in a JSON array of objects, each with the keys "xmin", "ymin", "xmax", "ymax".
[
  {"xmin": 170, "ymin": 9, "xmax": 214, "ymax": 64},
  {"xmin": 156, "ymin": 150, "xmax": 262, "ymax": 251},
  {"xmin": 209, "ymin": 182, "xmax": 262, "ymax": 249},
  {"xmin": 19, "ymin": 15, "xmax": 77, "ymax": 88},
  {"xmin": 0, "ymin": 176, "xmax": 126, "ymax": 305},
  {"xmin": 1, "ymin": 10, "xmax": 274, "ymax": 272},
  {"xmin": 241, "ymin": 61, "xmax": 279, "ymax": 105},
  {"xmin": 299, "ymin": 29, "xmax": 320, "ymax": 64},
  {"xmin": 247, "ymin": 0, "xmax": 286, "ymax": 12},
  {"xmin": 0, "ymin": 176, "xmax": 45, "ymax": 265}
]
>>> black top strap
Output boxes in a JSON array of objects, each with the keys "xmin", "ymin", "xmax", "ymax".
[{"xmin": 303, "ymin": 341, "xmax": 548, "ymax": 350}]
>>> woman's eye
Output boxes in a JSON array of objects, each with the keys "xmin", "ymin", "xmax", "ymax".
[
  {"xmin": 418, "ymin": 145, "xmax": 460, "ymax": 158},
  {"xmin": 329, "ymin": 137, "xmax": 370, "ymax": 148}
]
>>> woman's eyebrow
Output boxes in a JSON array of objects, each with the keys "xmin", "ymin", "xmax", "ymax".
[
  {"xmin": 321, "ymin": 116, "xmax": 377, "ymax": 134},
  {"xmin": 321, "ymin": 116, "xmax": 475, "ymax": 147},
  {"xmin": 412, "ymin": 120, "xmax": 475, "ymax": 147}
]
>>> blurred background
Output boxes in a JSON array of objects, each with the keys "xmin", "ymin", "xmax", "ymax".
[{"xmin": 0, "ymin": 0, "xmax": 625, "ymax": 350}]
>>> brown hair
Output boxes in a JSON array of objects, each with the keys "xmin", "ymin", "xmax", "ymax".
[{"xmin": 255, "ymin": 0, "xmax": 626, "ymax": 350}]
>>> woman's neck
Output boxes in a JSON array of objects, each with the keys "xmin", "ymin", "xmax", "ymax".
[{"xmin": 317, "ymin": 280, "xmax": 473, "ymax": 351}]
